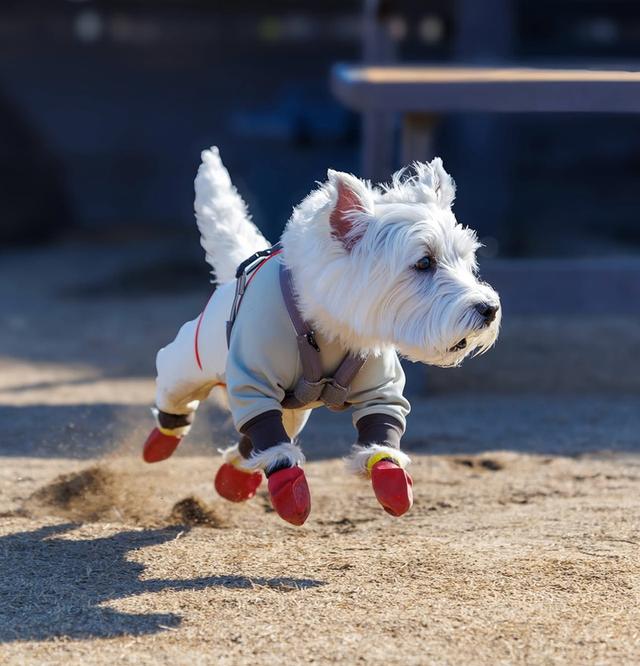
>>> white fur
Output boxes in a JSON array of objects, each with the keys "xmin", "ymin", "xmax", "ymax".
[
  {"xmin": 345, "ymin": 444, "xmax": 411, "ymax": 476},
  {"xmin": 281, "ymin": 158, "xmax": 501, "ymax": 367},
  {"xmin": 218, "ymin": 442, "xmax": 242, "ymax": 465},
  {"xmin": 238, "ymin": 442, "xmax": 306, "ymax": 472},
  {"xmin": 194, "ymin": 147, "xmax": 270, "ymax": 284},
  {"xmin": 188, "ymin": 150, "xmax": 500, "ymax": 477}
]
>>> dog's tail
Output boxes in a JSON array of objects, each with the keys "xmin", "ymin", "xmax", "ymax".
[{"xmin": 194, "ymin": 146, "xmax": 270, "ymax": 284}]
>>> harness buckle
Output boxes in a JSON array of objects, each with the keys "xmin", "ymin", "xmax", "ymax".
[{"xmin": 306, "ymin": 331, "xmax": 320, "ymax": 352}]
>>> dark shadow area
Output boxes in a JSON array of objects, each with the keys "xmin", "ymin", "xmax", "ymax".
[
  {"xmin": 1, "ymin": 404, "xmax": 149, "ymax": 458},
  {"xmin": 0, "ymin": 90, "xmax": 71, "ymax": 245},
  {"xmin": 0, "ymin": 523, "xmax": 324, "ymax": 642},
  {"xmin": 306, "ymin": 392, "xmax": 640, "ymax": 459},
  {"xmin": 0, "ymin": 240, "xmax": 210, "ymax": 378},
  {"xmin": 59, "ymin": 257, "xmax": 210, "ymax": 299},
  {"xmin": 4, "ymin": 391, "xmax": 640, "ymax": 461},
  {"xmin": 0, "ymin": 402, "xmax": 235, "ymax": 459}
]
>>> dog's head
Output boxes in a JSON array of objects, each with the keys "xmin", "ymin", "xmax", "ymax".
[{"xmin": 282, "ymin": 158, "xmax": 500, "ymax": 367}]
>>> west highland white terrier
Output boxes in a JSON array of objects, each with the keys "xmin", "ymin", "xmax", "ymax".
[{"xmin": 143, "ymin": 147, "xmax": 501, "ymax": 525}]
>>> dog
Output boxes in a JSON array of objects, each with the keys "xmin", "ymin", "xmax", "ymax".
[{"xmin": 142, "ymin": 147, "xmax": 501, "ymax": 526}]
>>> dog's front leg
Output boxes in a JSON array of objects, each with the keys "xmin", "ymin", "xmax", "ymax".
[
  {"xmin": 347, "ymin": 414, "xmax": 413, "ymax": 517},
  {"xmin": 214, "ymin": 410, "xmax": 311, "ymax": 526}
]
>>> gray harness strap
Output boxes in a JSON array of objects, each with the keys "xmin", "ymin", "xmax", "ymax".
[
  {"xmin": 226, "ymin": 245, "xmax": 367, "ymax": 411},
  {"xmin": 279, "ymin": 263, "xmax": 367, "ymax": 411}
]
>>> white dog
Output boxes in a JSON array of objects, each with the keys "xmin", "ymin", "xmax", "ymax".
[{"xmin": 142, "ymin": 147, "xmax": 501, "ymax": 525}]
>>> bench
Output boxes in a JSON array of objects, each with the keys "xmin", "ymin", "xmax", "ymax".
[
  {"xmin": 331, "ymin": 64, "xmax": 640, "ymax": 175},
  {"xmin": 331, "ymin": 64, "xmax": 640, "ymax": 315}
]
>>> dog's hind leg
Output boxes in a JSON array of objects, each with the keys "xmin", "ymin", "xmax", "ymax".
[
  {"xmin": 143, "ymin": 317, "xmax": 221, "ymax": 463},
  {"xmin": 214, "ymin": 435, "xmax": 264, "ymax": 503},
  {"xmin": 144, "ymin": 280, "xmax": 234, "ymax": 463}
]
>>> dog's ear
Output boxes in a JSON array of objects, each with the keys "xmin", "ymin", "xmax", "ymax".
[
  {"xmin": 326, "ymin": 170, "xmax": 372, "ymax": 250},
  {"xmin": 416, "ymin": 158, "xmax": 456, "ymax": 208}
]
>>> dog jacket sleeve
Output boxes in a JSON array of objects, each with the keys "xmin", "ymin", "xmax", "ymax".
[
  {"xmin": 347, "ymin": 347, "xmax": 410, "ymax": 446},
  {"xmin": 239, "ymin": 410, "xmax": 290, "ymax": 452},
  {"xmin": 355, "ymin": 413, "xmax": 404, "ymax": 449}
]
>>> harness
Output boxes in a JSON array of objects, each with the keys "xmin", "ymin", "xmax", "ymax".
[{"xmin": 226, "ymin": 244, "xmax": 367, "ymax": 411}]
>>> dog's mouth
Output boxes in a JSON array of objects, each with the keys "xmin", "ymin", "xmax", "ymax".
[{"xmin": 449, "ymin": 338, "xmax": 467, "ymax": 352}]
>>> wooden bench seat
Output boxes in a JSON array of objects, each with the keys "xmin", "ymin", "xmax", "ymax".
[{"xmin": 332, "ymin": 65, "xmax": 640, "ymax": 114}]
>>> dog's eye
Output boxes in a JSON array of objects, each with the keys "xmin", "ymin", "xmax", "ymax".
[{"xmin": 414, "ymin": 256, "xmax": 434, "ymax": 271}]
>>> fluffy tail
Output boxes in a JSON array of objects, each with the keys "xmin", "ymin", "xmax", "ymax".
[{"xmin": 194, "ymin": 147, "xmax": 270, "ymax": 284}]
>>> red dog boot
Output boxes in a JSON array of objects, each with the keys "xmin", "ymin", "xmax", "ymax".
[
  {"xmin": 143, "ymin": 428, "xmax": 182, "ymax": 463},
  {"xmin": 370, "ymin": 459, "xmax": 413, "ymax": 517},
  {"xmin": 214, "ymin": 462, "xmax": 263, "ymax": 503},
  {"xmin": 267, "ymin": 466, "xmax": 311, "ymax": 526}
]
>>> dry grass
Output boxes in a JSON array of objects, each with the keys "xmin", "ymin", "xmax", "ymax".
[{"xmin": 1, "ymin": 452, "xmax": 639, "ymax": 665}]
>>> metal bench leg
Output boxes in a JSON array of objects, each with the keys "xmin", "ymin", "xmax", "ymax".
[
  {"xmin": 360, "ymin": 0, "xmax": 397, "ymax": 181},
  {"xmin": 401, "ymin": 113, "xmax": 439, "ymax": 165},
  {"xmin": 362, "ymin": 111, "xmax": 395, "ymax": 181}
]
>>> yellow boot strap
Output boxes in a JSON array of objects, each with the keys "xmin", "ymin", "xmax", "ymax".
[
  {"xmin": 158, "ymin": 426, "xmax": 182, "ymax": 438},
  {"xmin": 366, "ymin": 451, "xmax": 402, "ymax": 475}
]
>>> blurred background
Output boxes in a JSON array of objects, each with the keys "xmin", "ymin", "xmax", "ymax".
[
  {"xmin": 3, "ymin": 0, "xmax": 640, "ymax": 256},
  {"xmin": 1, "ymin": 1, "xmax": 639, "ymax": 459}
]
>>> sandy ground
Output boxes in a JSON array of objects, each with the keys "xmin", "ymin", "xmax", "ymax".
[
  {"xmin": 1, "ymin": 453, "xmax": 640, "ymax": 665},
  {"xmin": 2, "ymin": 239, "xmax": 640, "ymax": 664}
]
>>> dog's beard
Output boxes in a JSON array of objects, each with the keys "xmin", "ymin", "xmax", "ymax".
[
  {"xmin": 354, "ymin": 272, "xmax": 502, "ymax": 368},
  {"xmin": 289, "ymin": 266, "xmax": 501, "ymax": 367},
  {"xmin": 396, "ymin": 318, "xmax": 500, "ymax": 367},
  {"xmin": 306, "ymin": 288, "xmax": 501, "ymax": 368}
]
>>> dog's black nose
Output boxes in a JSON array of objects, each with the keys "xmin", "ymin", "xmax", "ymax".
[{"xmin": 475, "ymin": 302, "xmax": 499, "ymax": 324}]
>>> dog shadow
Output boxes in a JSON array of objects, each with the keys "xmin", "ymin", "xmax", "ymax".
[{"xmin": 0, "ymin": 523, "xmax": 324, "ymax": 641}]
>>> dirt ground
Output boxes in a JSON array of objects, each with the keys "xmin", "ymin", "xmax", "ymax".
[
  {"xmin": 2, "ymin": 240, "xmax": 640, "ymax": 665},
  {"xmin": 1, "ymin": 452, "xmax": 640, "ymax": 665}
]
